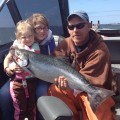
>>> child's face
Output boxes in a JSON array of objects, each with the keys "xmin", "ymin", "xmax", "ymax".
[
  {"xmin": 19, "ymin": 30, "xmax": 34, "ymax": 47},
  {"xmin": 34, "ymin": 23, "xmax": 48, "ymax": 42}
]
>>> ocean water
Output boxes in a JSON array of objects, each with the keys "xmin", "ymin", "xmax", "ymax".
[
  {"xmin": 1, "ymin": 24, "xmax": 120, "ymax": 46},
  {"xmin": 0, "ymin": 27, "xmax": 15, "ymax": 45},
  {"xmin": 99, "ymin": 24, "xmax": 120, "ymax": 30}
]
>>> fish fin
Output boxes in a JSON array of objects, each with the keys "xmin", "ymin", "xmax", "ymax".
[
  {"xmin": 88, "ymin": 87, "xmax": 115, "ymax": 112},
  {"xmin": 73, "ymin": 89, "xmax": 82, "ymax": 97}
]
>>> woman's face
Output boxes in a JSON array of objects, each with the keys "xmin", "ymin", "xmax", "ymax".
[{"xmin": 34, "ymin": 23, "xmax": 48, "ymax": 42}]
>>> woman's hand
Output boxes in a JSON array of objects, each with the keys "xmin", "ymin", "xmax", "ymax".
[{"xmin": 54, "ymin": 76, "xmax": 70, "ymax": 90}]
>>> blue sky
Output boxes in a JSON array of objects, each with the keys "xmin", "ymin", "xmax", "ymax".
[{"xmin": 68, "ymin": 0, "xmax": 120, "ymax": 24}]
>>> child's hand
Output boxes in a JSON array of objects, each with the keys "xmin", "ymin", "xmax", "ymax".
[
  {"xmin": 14, "ymin": 66, "xmax": 24, "ymax": 73},
  {"xmin": 5, "ymin": 67, "xmax": 15, "ymax": 77},
  {"xmin": 9, "ymin": 63, "xmax": 24, "ymax": 73}
]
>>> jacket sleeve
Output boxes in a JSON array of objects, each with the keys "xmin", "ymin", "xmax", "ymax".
[{"xmin": 80, "ymin": 47, "xmax": 112, "ymax": 88}]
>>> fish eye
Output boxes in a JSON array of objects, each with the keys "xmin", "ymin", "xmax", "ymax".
[{"xmin": 22, "ymin": 59, "xmax": 28, "ymax": 67}]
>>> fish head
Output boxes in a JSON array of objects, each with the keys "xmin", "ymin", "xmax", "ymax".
[{"xmin": 11, "ymin": 47, "xmax": 29, "ymax": 68}]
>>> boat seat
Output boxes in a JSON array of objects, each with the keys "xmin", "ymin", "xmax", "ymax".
[{"xmin": 37, "ymin": 96, "xmax": 73, "ymax": 120}]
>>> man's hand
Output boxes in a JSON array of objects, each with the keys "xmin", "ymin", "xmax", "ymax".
[{"xmin": 54, "ymin": 76, "xmax": 70, "ymax": 90}]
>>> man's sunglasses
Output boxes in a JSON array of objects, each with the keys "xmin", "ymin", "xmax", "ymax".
[{"xmin": 67, "ymin": 22, "xmax": 86, "ymax": 30}]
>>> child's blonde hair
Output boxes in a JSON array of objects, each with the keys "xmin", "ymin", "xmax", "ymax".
[
  {"xmin": 28, "ymin": 13, "xmax": 49, "ymax": 28},
  {"xmin": 15, "ymin": 20, "xmax": 34, "ymax": 40}
]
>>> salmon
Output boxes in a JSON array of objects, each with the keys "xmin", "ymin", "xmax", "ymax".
[{"xmin": 13, "ymin": 48, "xmax": 115, "ymax": 112}]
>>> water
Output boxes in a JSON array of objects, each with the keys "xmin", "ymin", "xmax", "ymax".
[
  {"xmin": 99, "ymin": 24, "xmax": 120, "ymax": 30},
  {"xmin": 0, "ymin": 27, "xmax": 15, "ymax": 45},
  {"xmin": 92, "ymin": 23, "xmax": 120, "ymax": 30}
]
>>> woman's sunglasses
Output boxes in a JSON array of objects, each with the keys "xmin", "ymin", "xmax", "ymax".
[{"xmin": 67, "ymin": 22, "xmax": 86, "ymax": 30}]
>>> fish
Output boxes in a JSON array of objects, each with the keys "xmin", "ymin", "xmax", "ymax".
[{"xmin": 12, "ymin": 48, "xmax": 115, "ymax": 112}]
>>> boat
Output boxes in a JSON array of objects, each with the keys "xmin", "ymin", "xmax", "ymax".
[{"xmin": 0, "ymin": 0, "xmax": 120, "ymax": 120}]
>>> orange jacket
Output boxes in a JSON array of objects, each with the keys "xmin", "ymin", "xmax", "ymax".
[{"xmin": 48, "ymin": 84, "xmax": 115, "ymax": 120}]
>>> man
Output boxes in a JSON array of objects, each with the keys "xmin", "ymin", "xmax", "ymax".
[{"xmin": 48, "ymin": 11, "xmax": 115, "ymax": 120}]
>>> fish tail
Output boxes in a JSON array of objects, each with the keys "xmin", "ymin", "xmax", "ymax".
[{"xmin": 88, "ymin": 87, "xmax": 115, "ymax": 112}]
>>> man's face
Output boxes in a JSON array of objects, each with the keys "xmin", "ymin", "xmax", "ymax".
[{"xmin": 67, "ymin": 16, "xmax": 91, "ymax": 46}]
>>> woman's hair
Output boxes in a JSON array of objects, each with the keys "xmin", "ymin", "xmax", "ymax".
[
  {"xmin": 15, "ymin": 20, "xmax": 34, "ymax": 39},
  {"xmin": 28, "ymin": 13, "xmax": 49, "ymax": 28}
]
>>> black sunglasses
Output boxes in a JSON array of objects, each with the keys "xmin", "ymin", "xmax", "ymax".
[{"xmin": 67, "ymin": 22, "xmax": 86, "ymax": 30}]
